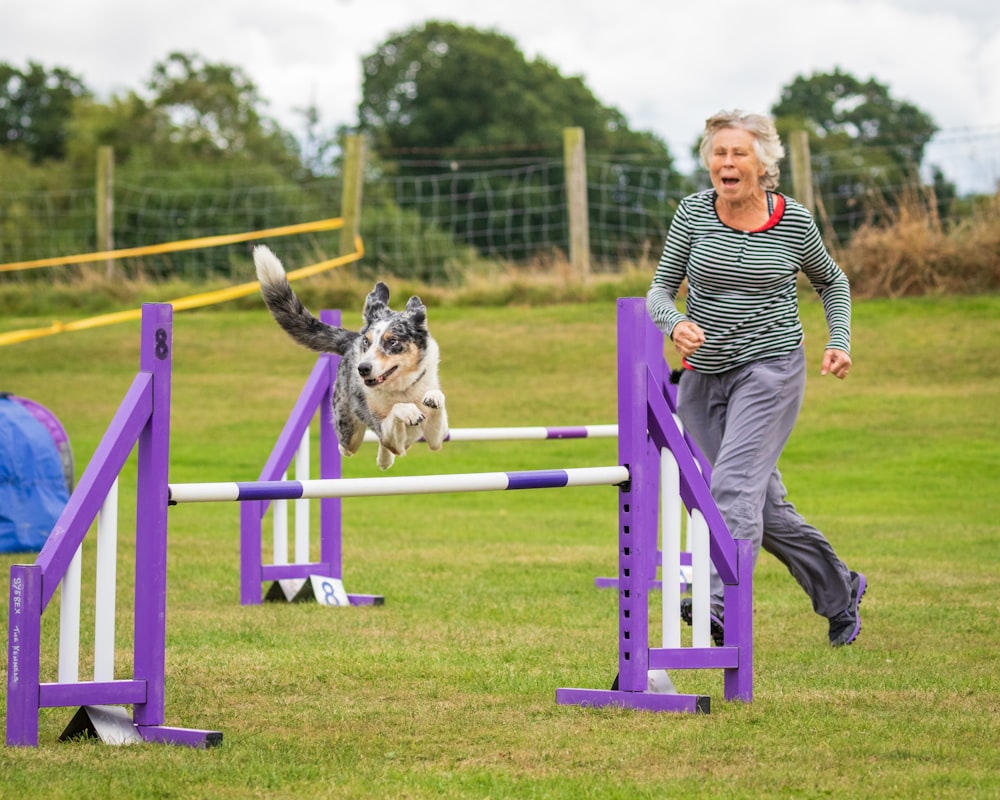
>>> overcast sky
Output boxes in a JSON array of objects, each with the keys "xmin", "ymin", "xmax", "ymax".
[{"xmin": 5, "ymin": 0, "xmax": 999, "ymax": 190}]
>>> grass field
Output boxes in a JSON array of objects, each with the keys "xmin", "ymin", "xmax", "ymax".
[{"xmin": 1, "ymin": 293, "xmax": 998, "ymax": 799}]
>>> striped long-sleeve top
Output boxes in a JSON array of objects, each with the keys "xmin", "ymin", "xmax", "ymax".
[{"xmin": 646, "ymin": 189, "xmax": 851, "ymax": 374}]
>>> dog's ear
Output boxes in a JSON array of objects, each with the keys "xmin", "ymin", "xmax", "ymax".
[
  {"xmin": 405, "ymin": 295, "xmax": 427, "ymax": 327},
  {"xmin": 363, "ymin": 282, "xmax": 391, "ymax": 324}
]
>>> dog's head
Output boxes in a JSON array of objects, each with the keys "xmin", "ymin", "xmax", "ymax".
[{"xmin": 357, "ymin": 283, "xmax": 431, "ymax": 388}]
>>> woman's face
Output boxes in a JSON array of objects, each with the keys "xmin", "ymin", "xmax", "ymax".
[{"xmin": 709, "ymin": 127, "xmax": 766, "ymax": 203}]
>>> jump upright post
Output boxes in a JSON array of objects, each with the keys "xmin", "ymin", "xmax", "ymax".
[
  {"xmin": 5, "ymin": 304, "xmax": 221, "ymax": 747},
  {"xmin": 555, "ymin": 298, "xmax": 754, "ymax": 711}
]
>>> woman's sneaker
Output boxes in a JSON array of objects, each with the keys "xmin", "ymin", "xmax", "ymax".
[
  {"xmin": 680, "ymin": 597, "xmax": 725, "ymax": 646},
  {"xmin": 829, "ymin": 571, "xmax": 867, "ymax": 646}
]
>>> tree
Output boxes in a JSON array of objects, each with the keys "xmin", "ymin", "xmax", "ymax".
[
  {"xmin": 56, "ymin": 53, "xmax": 324, "ymax": 276},
  {"xmin": 770, "ymin": 68, "xmax": 943, "ymax": 236},
  {"xmin": 0, "ymin": 53, "xmax": 350, "ymax": 276},
  {"xmin": 293, "ymin": 102, "xmax": 343, "ymax": 177},
  {"xmin": 0, "ymin": 61, "xmax": 90, "ymax": 162},
  {"xmin": 63, "ymin": 93, "xmax": 168, "ymax": 174},
  {"xmin": 772, "ymin": 68, "xmax": 936, "ymax": 167},
  {"xmin": 358, "ymin": 22, "xmax": 675, "ymax": 262},
  {"xmin": 145, "ymin": 51, "xmax": 300, "ymax": 171},
  {"xmin": 359, "ymin": 21, "xmax": 669, "ymax": 159}
]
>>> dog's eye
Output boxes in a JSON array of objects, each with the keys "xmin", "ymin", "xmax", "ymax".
[{"xmin": 361, "ymin": 335, "xmax": 371, "ymax": 348}]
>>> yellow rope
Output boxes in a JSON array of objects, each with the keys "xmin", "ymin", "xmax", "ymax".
[
  {"xmin": 0, "ymin": 236, "xmax": 364, "ymax": 348},
  {"xmin": 0, "ymin": 217, "xmax": 344, "ymax": 273}
]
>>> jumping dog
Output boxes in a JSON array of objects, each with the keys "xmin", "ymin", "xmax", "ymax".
[{"xmin": 253, "ymin": 245, "xmax": 448, "ymax": 470}]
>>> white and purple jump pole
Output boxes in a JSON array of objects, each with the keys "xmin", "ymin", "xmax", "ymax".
[{"xmin": 170, "ymin": 466, "xmax": 630, "ymax": 504}]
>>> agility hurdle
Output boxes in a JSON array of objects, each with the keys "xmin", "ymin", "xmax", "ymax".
[
  {"xmin": 238, "ymin": 368, "xmax": 701, "ymax": 603},
  {"xmin": 234, "ymin": 328, "xmax": 627, "ymax": 606}
]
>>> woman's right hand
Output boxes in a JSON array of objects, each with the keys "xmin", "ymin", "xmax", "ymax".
[{"xmin": 671, "ymin": 320, "xmax": 706, "ymax": 358}]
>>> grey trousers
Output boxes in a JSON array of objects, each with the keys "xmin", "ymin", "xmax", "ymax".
[{"xmin": 676, "ymin": 347, "xmax": 852, "ymax": 619}]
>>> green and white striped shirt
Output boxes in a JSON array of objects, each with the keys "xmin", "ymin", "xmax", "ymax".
[{"xmin": 646, "ymin": 190, "xmax": 851, "ymax": 374}]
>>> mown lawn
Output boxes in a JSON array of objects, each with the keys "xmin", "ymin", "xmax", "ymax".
[{"xmin": 1, "ymin": 294, "xmax": 997, "ymax": 799}]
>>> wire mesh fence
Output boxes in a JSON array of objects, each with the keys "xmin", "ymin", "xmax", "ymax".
[{"xmin": 2, "ymin": 127, "xmax": 997, "ymax": 285}]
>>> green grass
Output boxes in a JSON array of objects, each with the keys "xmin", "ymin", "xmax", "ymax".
[{"xmin": 1, "ymin": 294, "xmax": 998, "ymax": 799}]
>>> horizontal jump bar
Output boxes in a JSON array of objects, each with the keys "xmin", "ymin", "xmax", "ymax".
[
  {"xmin": 362, "ymin": 424, "xmax": 618, "ymax": 443},
  {"xmin": 168, "ymin": 466, "xmax": 630, "ymax": 504}
]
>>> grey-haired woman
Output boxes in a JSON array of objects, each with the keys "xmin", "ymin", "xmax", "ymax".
[{"xmin": 647, "ymin": 109, "xmax": 865, "ymax": 647}]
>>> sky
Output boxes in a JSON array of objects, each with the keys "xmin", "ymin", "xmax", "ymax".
[{"xmin": 5, "ymin": 0, "xmax": 999, "ymax": 191}]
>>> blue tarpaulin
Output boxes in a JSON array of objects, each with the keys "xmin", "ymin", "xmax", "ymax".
[{"xmin": 0, "ymin": 395, "xmax": 71, "ymax": 553}]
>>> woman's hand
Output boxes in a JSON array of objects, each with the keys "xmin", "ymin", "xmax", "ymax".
[
  {"xmin": 671, "ymin": 320, "xmax": 706, "ymax": 359},
  {"xmin": 821, "ymin": 348, "xmax": 852, "ymax": 379}
]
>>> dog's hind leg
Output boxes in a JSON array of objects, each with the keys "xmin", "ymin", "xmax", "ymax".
[
  {"xmin": 333, "ymin": 374, "xmax": 367, "ymax": 457},
  {"xmin": 334, "ymin": 405, "xmax": 365, "ymax": 457},
  {"xmin": 420, "ymin": 390, "xmax": 448, "ymax": 451},
  {"xmin": 338, "ymin": 424, "xmax": 366, "ymax": 458},
  {"xmin": 376, "ymin": 443, "xmax": 395, "ymax": 471}
]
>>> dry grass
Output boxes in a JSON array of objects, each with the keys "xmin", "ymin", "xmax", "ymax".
[{"xmin": 839, "ymin": 186, "xmax": 1000, "ymax": 298}]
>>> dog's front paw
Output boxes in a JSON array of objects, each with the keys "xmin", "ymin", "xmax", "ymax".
[
  {"xmin": 422, "ymin": 390, "xmax": 445, "ymax": 411},
  {"xmin": 393, "ymin": 402, "xmax": 426, "ymax": 427}
]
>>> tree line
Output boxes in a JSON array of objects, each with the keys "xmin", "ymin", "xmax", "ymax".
[{"xmin": 0, "ymin": 20, "xmax": 960, "ymax": 277}]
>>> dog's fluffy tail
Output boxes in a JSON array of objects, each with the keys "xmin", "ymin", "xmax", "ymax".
[{"xmin": 254, "ymin": 245, "xmax": 358, "ymax": 355}]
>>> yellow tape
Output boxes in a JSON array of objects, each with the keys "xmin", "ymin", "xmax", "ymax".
[
  {"xmin": 0, "ymin": 237, "xmax": 364, "ymax": 348},
  {"xmin": 0, "ymin": 217, "xmax": 344, "ymax": 273}
]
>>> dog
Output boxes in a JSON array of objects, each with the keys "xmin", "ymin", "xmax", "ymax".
[{"xmin": 253, "ymin": 245, "xmax": 448, "ymax": 470}]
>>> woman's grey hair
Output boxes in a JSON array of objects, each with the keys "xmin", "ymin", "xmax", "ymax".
[{"xmin": 699, "ymin": 110, "xmax": 785, "ymax": 191}]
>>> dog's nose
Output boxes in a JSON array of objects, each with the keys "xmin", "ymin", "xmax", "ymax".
[{"xmin": 357, "ymin": 362, "xmax": 372, "ymax": 377}]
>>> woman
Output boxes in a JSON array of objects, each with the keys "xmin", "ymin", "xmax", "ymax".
[{"xmin": 646, "ymin": 109, "xmax": 866, "ymax": 646}]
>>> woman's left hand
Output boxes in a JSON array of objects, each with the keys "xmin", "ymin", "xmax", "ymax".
[{"xmin": 821, "ymin": 348, "xmax": 852, "ymax": 379}]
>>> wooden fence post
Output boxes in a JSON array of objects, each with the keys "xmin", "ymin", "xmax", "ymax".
[
  {"xmin": 96, "ymin": 146, "xmax": 114, "ymax": 279},
  {"xmin": 340, "ymin": 135, "xmax": 365, "ymax": 257},
  {"xmin": 563, "ymin": 127, "xmax": 591, "ymax": 278},
  {"xmin": 789, "ymin": 131, "xmax": 814, "ymax": 215}
]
